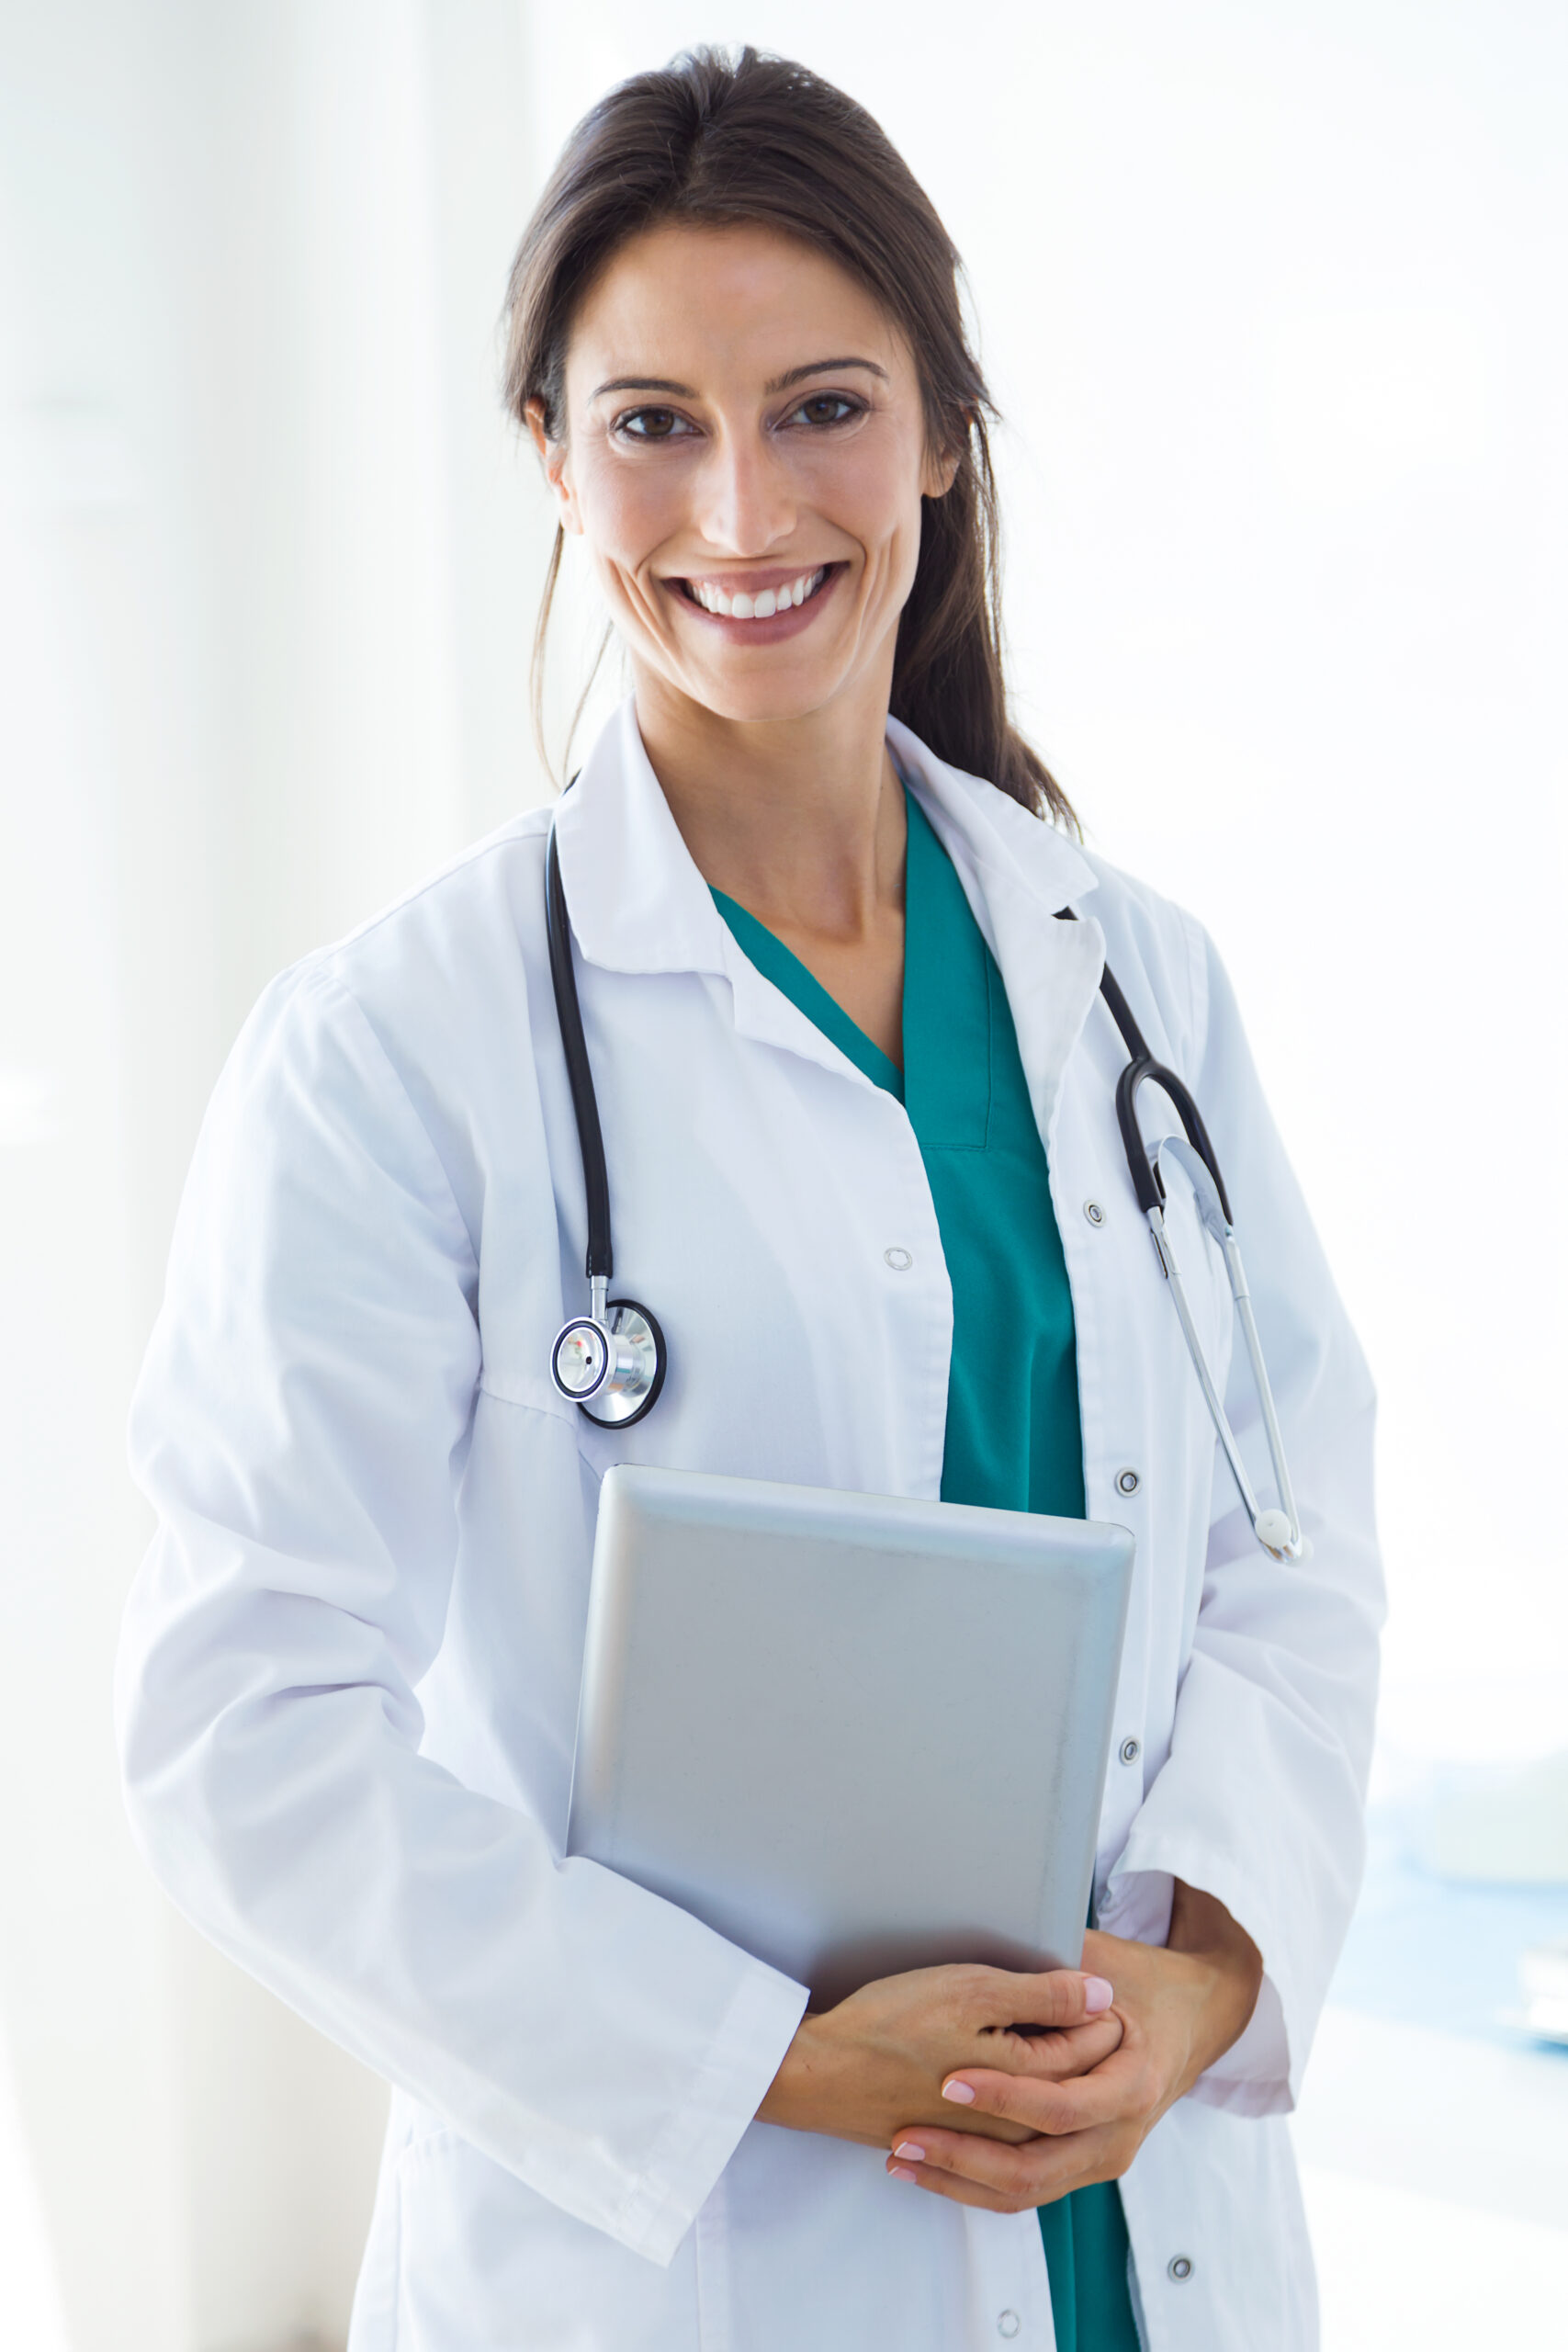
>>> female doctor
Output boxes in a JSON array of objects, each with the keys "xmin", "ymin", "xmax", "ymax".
[{"xmin": 117, "ymin": 45, "xmax": 1382, "ymax": 2352}]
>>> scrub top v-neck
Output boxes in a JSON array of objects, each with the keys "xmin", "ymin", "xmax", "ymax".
[{"xmin": 711, "ymin": 788, "xmax": 1141, "ymax": 2352}]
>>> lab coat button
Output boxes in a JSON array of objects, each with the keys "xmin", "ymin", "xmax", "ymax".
[
  {"xmin": 884, "ymin": 1247, "xmax": 913, "ymax": 1271},
  {"xmin": 1168, "ymin": 2255, "xmax": 1193, "ymax": 2282},
  {"xmin": 1120, "ymin": 1736, "xmax": 1141, "ymax": 1765},
  {"xmin": 1116, "ymin": 1468, "xmax": 1141, "ymax": 1496},
  {"xmin": 1083, "ymin": 1199, "xmax": 1105, "ymax": 1226},
  {"xmin": 997, "ymin": 2315, "xmax": 1021, "ymax": 2339}
]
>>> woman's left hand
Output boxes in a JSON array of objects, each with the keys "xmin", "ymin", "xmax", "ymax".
[{"xmin": 884, "ymin": 1884, "xmax": 1263, "ymax": 2211}]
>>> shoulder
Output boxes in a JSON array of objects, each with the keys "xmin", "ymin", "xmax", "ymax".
[
  {"xmin": 207, "ymin": 808, "xmax": 558, "ymax": 1228},
  {"xmin": 310, "ymin": 804, "xmax": 553, "ymax": 1010},
  {"xmin": 244, "ymin": 807, "xmax": 556, "ymax": 1068}
]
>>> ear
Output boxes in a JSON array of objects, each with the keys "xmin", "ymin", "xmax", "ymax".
[
  {"xmin": 920, "ymin": 433, "xmax": 964, "ymax": 501},
  {"xmin": 525, "ymin": 396, "xmax": 583, "ymax": 536}
]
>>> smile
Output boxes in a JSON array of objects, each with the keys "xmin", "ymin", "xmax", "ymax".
[{"xmin": 676, "ymin": 565, "xmax": 831, "ymax": 620}]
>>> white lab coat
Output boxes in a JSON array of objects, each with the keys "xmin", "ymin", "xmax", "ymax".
[{"xmin": 117, "ymin": 697, "xmax": 1382, "ymax": 2352}]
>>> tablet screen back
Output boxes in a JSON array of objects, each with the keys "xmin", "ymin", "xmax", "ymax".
[{"xmin": 568, "ymin": 1465, "xmax": 1134, "ymax": 2007}]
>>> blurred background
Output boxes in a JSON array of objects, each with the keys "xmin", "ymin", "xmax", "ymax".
[{"xmin": 1, "ymin": 2, "xmax": 1563, "ymax": 2346}]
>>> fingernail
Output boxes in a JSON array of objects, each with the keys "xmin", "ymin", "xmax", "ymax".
[
  {"xmin": 889, "ymin": 2163, "xmax": 919, "ymax": 2183},
  {"xmin": 893, "ymin": 2141, "xmax": 926, "ymax": 2161},
  {"xmin": 942, "ymin": 2078, "xmax": 976, "ymax": 2104},
  {"xmin": 1084, "ymin": 1975, "xmax": 1114, "ymax": 2013}
]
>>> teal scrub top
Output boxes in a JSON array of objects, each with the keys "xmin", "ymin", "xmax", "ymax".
[{"xmin": 712, "ymin": 789, "xmax": 1140, "ymax": 2352}]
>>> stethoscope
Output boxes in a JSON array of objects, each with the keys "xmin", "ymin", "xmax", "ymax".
[{"xmin": 545, "ymin": 818, "xmax": 1303, "ymax": 1562}]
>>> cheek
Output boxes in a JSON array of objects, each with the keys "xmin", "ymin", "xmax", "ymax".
[
  {"xmin": 804, "ymin": 438, "xmax": 927, "ymax": 588},
  {"xmin": 573, "ymin": 447, "xmax": 681, "ymax": 567}
]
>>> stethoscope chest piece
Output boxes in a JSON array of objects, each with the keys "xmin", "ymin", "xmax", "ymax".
[{"xmin": 550, "ymin": 1289, "xmax": 667, "ymax": 1429}]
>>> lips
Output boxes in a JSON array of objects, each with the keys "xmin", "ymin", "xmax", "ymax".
[{"xmin": 675, "ymin": 564, "xmax": 833, "ymax": 620}]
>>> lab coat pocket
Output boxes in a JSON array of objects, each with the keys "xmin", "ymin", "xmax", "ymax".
[{"xmin": 387, "ymin": 2126, "xmax": 706, "ymax": 2352}]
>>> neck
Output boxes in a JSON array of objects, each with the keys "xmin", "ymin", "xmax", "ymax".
[{"xmin": 629, "ymin": 660, "xmax": 905, "ymax": 947}]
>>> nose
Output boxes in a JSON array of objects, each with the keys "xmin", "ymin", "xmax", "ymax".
[{"xmin": 694, "ymin": 424, "xmax": 796, "ymax": 555}]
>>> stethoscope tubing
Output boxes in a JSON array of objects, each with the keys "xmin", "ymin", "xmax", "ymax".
[
  {"xmin": 546, "ymin": 812, "xmax": 1303, "ymax": 1555},
  {"xmin": 546, "ymin": 830, "xmax": 614, "ymax": 1288}
]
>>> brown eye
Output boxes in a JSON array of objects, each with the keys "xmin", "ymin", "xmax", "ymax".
[
  {"xmin": 792, "ymin": 394, "xmax": 858, "ymax": 428},
  {"xmin": 620, "ymin": 408, "xmax": 693, "ymax": 441}
]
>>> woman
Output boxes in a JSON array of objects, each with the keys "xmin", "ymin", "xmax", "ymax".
[{"xmin": 117, "ymin": 47, "xmax": 1382, "ymax": 2352}]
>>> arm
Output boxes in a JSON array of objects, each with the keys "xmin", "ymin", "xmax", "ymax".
[
  {"xmin": 1099, "ymin": 922, "xmax": 1383, "ymax": 2112},
  {"xmin": 881, "ymin": 921, "xmax": 1382, "ymax": 2201},
  {"xmin": 115, "ymin": 967, "xmax": 807, "ymax": 2265}
]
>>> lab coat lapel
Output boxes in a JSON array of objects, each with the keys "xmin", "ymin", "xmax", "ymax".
[
  {"xmin": 886, "ymin": 720, "xmax": 1108, "ymax": 1153},
  {"xmin": 552, "ymin": 697, "xmax": 888, "ymax": 1092}
]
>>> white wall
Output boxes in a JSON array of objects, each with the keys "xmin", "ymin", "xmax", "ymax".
[
  {"xmin": 0, "ymin": 3, "xmax": 552, "ymax": 2345},
  {"xmin": 2, "ymin": 3, "xmax": 1562, "ymax": 2346}
]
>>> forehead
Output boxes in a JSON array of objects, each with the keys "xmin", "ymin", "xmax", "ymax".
[{"xmin": 564, "ymin": 221, "xmax": 908, "ymax": 389}]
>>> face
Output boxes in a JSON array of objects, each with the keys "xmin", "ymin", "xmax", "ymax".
[{"xmin": 529, "ymin": 221, "xmax": 955, "ymax": 727}]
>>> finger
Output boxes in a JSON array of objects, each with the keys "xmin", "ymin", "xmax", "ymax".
[
  {"xmin": 886, "ymin": 2124, "xmax": 1130, "ymax": 2211},
  {"xmin": 1003, "ymin": 2015, "xmax": 1123, "ymax": 2079},
  {"xmin": 942, "ymin": 2045, "xmax": 1153, "ymax": 2135},
  {"xmin": 976, "ymin": 1966, "xmax": 1115, "ymax": 2035},
  {"xmin": 886, "ymin": 2157, "xmax": 1026, "ymax": 2213}
]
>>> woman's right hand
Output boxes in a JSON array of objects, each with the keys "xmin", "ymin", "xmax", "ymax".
[{"xmin": 755, "ymin": 1962, "xmax": 1122, "ymax": 2150}]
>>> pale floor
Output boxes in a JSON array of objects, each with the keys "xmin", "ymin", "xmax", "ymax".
[
  {"xmin": 1303, "ymin": 2168, "xmax": 1567, "ymax": 2349},
  {"xmin": 0, "ymin": 2030, "xmax": 69, "ymax": 2352},
  {"xmin": 1296, "ymin": 2007, "xmax": 1568, "ymax": 2351}
]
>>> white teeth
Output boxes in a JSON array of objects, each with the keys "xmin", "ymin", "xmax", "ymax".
[{"xmin": 688, "ymin": 565, "xmax": 826, "ymax": 619}]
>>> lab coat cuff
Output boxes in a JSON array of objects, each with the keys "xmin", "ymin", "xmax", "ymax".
[
  {"xmin": 1100, "ymin": 1840, "xmax": 1300, "ymax": 2112},
  {"xmin": 611, "ymin": 1958, "xmax": 810, "ymax": 2266}
]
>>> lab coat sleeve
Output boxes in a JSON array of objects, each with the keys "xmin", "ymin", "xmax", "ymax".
[
  {"xmin": 115, "ymin": 964, "xmax": 807, "ymax": 2264},
  {"xmin": 1101, "ymin": 922, "xmax": 1383, "ymax": 2116}
]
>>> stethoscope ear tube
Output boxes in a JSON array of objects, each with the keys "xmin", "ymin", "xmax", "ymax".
[
  {"xmin": 1115, "ymin": 1058, "xmax": 1234, "ymax": 1227},
  {"xmin": 547, "ymin": 829, "xmax": 614, "ymax": 1287},
  {"xmin": 546, "ymin": 820, "xmax": 669, "ymax": 1426},
  {"xmin": 1057, "ymin": 904, "xmax": 1299, "ymax": 1560}
]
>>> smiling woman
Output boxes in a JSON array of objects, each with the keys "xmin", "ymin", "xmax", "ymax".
[
  {"xmin": 503, "ymin": 52, "xmax": 1073, "ymax": 830},
  {"xmin": 117, "ymin": 40, "xmax": 1381, "ymax": 2352}
]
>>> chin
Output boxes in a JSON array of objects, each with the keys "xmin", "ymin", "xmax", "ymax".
[{"xmin": 678, "ymin": 665, "xmax": 852, "ymax": 729}]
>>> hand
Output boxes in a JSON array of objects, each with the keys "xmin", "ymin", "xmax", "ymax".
[
  {"xmin": 884, "ymin": 1884, "xmax": 1263, "ymax": 2209},
  {"xmin": 758, "ymin": 1961, "xmax": 1123, "ymax": 2151}
]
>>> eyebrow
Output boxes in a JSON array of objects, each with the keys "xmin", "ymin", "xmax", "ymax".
[{"xmin": 589, "ymin": 356, "xmax": 888, "ymax": 401}]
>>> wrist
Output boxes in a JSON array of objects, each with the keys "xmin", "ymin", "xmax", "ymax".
[
  {"xmin": 755, "ymin": 2011, "xmax": 830, "ymax": 2131},
  {"xmin": 1167, "ymin": 1881, "xmax": 1263, "ymax": 2085}
]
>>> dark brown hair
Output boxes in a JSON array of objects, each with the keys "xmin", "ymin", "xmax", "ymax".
[{"xmin": 502, "ymin": 45, "xmax": 1075, "ymax": 830}]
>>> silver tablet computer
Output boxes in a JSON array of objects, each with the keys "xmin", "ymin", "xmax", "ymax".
[{"xmin": 568, "ymin": 1466, "xmax": 1134, "ymax": 2007}]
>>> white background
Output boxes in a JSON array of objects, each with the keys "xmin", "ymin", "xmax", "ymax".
[{"xmin": 1, "ymin": 3, "xmax": 1562, "ymax": 2346}]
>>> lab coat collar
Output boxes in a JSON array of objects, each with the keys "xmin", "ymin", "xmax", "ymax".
[
  {"xmin": 552, "ymin": 697, "xmax": 729, "ymax": 980},
  {"xmin": 882, "ymin": 715, "xmax": 1099, "ymax": 926},
  {"xmin": 552, "ymin": 695, "xmax": 1104, "ymax": 1087},
  {"xmin": 555, "ymin": 696, "xmax": 1100, "ymax": 963}
]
